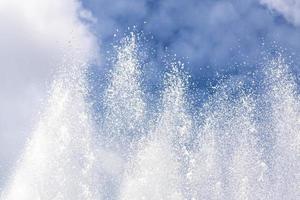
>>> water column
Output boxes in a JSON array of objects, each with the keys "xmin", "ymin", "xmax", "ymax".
[
  {"xmin": 1, "ymin": 59, "xmax": 100, "ymax": 200},
  {"xmin": 228, "ymin": 95, "xmax": 269, "ymax": 200},
  {"xmin": 101, "ymin": 33, "xmax": 146, "ymax": 199},
  {"xmin": 103, "ymin": 33, "xmax": 146, "ymax": 153},
  {"xmin": 264, "ymin": 57, "xmax": 300, "ymax": 199},
  {"xmin": 189, "ymin": 81, "xmax": 269, "ymax": 200},
  {"xmin": 120, "ymin": 62, "xmax": 191, "ymax": 200}
]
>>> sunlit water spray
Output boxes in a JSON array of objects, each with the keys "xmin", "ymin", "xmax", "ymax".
[
  {"xmin": 103, "ymin": 33, "xmax": 146, "ymax": 154},
  {"xmin": 1, "ymin": 60, "xmax": 101, "ymax": 199},
  {"xmin": 263, "ymin": 57, "xmax": 300, "ymax": 199},
  {"xmin": 120, "ymin": 62, "xmax": 191, "ymax": 200},
  {"xmin": 1, "ymin": 33, "xmax": 300, "ymax": 200}
]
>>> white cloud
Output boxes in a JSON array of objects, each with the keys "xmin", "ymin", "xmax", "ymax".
[
  {"xmin": 260, "ymin": 0, "xmax": 300, "ymax": 26},
  {"xmin": 0, "ymin": 0, "xmax": 99, "ymax": 184}
]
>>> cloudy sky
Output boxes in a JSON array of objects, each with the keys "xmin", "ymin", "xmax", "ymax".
[
  {"xmin": 83, "ymin": 0, "xmax": 300, "ymax": 80},
  {"xmin": 0, "ymin": 0, "xmax": 300, "ymax": 187}
]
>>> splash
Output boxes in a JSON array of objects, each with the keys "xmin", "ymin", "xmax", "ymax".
[
  {"xmin": 2, "ymin": 34, "xmax": 300, "ymax": 200},
  {"xmin": 99, "ymin": 33, "xmax": 147, "ymax": 199},
  {"xmin": 120, "ymin": 62, "xmax": 191, "ymax": 200},
  {"xmin": 103, "ymin": 33, "xmax": 146, "ymax": 153},
  {"xmin": 263, "ymin": 57, "xmax": 300, "ymax": 199},
  {"xmin": 1, "ymin": 61, "xmax": 101, "ymax": 200}
]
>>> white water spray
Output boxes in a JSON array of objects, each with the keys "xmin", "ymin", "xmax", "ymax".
[
  {"xmin": 264, "ymin": 57, "xmax": 300, "ymax": 199},
  {"xmin": 103, "ymin": 33, "xmax": 146, "ymax": 153},
  {"xmin": 1, "ymin": 60, "xmax": 101, "ymax": 199},
  {"xmin": 120, "ymin": 62, "xmax": 191, "ymax": 200},
  {"xmin": 2, "ymin": 34, "xmax": 300, "ymax": 200}
]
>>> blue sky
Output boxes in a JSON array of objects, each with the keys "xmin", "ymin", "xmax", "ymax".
[{"xmin": 83, "ymin": 0, "xmax": 300, "ymax": 86}]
